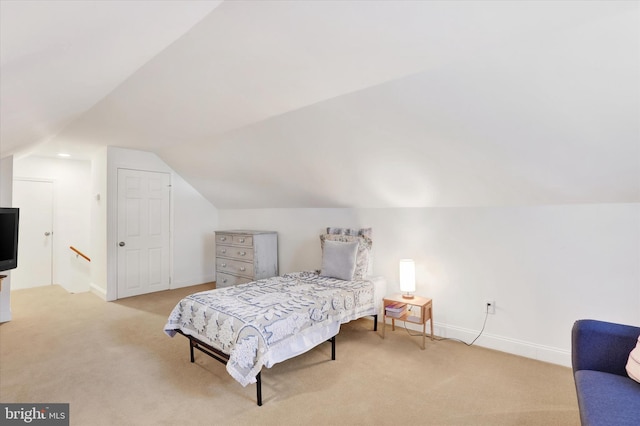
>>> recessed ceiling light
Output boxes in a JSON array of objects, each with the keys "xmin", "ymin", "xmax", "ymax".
[{"xmin": 57, "ymin": 153, "xmax": 71, "ymax": 158}]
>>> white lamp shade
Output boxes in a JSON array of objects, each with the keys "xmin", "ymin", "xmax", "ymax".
[{"xmin": 399, "ymin": 259, "xmax": 416, "ymax": 293}]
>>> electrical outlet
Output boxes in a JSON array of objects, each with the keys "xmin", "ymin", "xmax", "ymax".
[{"xmin": 485, "ymin": 300, "xmax": 495, "ymax": 314}]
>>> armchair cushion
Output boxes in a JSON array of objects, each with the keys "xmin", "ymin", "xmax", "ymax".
[{"xmin": 574, "ymin": 370, "xmax": 640, "ymax": 425}]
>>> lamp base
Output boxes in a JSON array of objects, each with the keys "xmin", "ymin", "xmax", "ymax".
[{"xmin": 402, "ymin": 293, "xmax": 415, "ymax": 299}]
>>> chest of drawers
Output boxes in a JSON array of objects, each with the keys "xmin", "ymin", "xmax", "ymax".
[{"xmin": 215, "ymin": 230, "xmax": 278, "ymax": 288}]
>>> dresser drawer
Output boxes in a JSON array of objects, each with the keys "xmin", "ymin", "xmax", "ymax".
[
  {"xmin": 216, "ymin": 234, "xmax": 233, "ymax": 245},
  {"xmin": 232, "ymin": 235, "xmax": 253, "ymax": 246},
  {"xmin": 216, "ymin": 272, "xmax": 252, "ymax": 288},
  {"xmin": 216, "ymin": 258, "xmax": 255, "ymax": 277},
  {"xmin": 216, "ymin": 245, "xmax": 254, "ymax": 261},
  {"xmin": 216, "ymin": 233, "xmax": 254, "ymax": 246}
]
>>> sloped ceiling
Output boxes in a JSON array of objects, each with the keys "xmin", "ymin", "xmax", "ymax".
[
  {"xmin": 1, "ymin": 1, "xmax": 638, "ymax": 208},
  {"xmin": 0, "ymin": 0, "xmax": 221, "ymax": 156}
]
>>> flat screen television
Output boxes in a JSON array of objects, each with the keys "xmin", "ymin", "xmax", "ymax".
[{"xmin": 0, "ymin": 208, "xmax": 20, "ymax": 272}]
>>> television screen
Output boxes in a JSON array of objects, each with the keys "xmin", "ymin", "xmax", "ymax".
[{"xmin": 0, "ymin": 208, "xmax": 19, "ymax": 272}]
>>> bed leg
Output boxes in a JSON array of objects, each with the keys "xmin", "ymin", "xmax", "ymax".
[
  {"xmin": 373, "ymin": 314, "xmax": 378, "ymax": 331},
  {"xmin": 330, "ymin": 336, "xmax": 336, "ymax": 360},
  {"xmin": 256, "ymin": 372, "xmax": 262, "ymax": 406},
  {"xmin": 189, "ymin": 340, "xmax": 195, "ymax": 363}
]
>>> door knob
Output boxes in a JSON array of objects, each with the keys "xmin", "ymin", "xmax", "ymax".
[
  {"xmin": 44, "ymin": 232, "xmax": 51, "ymax": 236},
  {"xmin": 119, "ymin": 242, "xmax": 126, "ymax": 247}
]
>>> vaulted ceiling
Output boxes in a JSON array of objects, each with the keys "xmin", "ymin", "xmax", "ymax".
[{"xmin": 1, "ymin": 1, "xmax": 638, "ymax": 208}]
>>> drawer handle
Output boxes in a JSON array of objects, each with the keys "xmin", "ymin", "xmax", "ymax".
[
  {"xmin": 220, "ymin": 236, "xmax": 226, "ymax": 241},
  {"xmin": 222, "ymin": 278, "xmax": 227, "ymax": 283},
  {"xmin": 221, "ymin": 263, "xmax": 227, "ymax": 268},
  {"xmin": 238, "ymin": 251, "xmax": 246, "ymax": 256},
  {"xmin": 239, "ymin": 238, "xmax": 245, "ymax": 243},
  {"xmin": 221, "ymin": 249, "xmax": 226, "ymax": 254},
  {"xmin": 240, "ymin": 267, "xmax": 246, "ymax": 272}
]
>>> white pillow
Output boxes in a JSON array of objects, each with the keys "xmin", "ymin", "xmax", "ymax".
[
  {"xmin": 626, "ymin": 335, "xmax": 640, "ymax": 383},
  {"xmin": 320, "ymin": 240, "xmax": 358, "ymax": 281}
]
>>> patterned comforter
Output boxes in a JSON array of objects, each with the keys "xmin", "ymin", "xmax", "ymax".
[{"xmin": 164, "ymin": 271, "xmax": 376, "ymax": 386}]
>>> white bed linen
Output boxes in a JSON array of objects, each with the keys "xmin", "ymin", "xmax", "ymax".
[
  {"xmin": 164, "ymin": 271, "xmax": 386, "ymax": 386},
  {"xmin": 266, "ymin": 274, "xmax": 386, "ymax": 367}
]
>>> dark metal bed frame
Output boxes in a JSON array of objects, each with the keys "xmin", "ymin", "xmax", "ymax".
[{"xmin": 177, "ymin": 314, "xmax": 378, "ymax": 406}]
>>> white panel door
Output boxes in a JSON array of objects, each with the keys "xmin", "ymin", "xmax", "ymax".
[
  {"xmin": 11, "ymin": 179, "xmax": 53, "ymax": 290},
  {"xmin": 117, "ymin": 169, "xmax": 171, "ymax": 298}
]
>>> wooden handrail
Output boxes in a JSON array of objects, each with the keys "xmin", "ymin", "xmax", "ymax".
[{"xmin": 70, "ymin": 246, "xmax": 91, "ymax": 262}]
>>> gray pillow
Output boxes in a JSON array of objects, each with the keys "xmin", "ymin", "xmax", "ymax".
[
  {"xmin": 320, "ymin": 240, "xmax": 359, "ymax": 280},
  {"xmin": 320, "ymin": 233, "xmax": 372, "ymax": 280}
]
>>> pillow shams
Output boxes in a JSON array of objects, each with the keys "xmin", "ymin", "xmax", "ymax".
[
  {"xmin": 320, "ymin": 240, "xmax": 359, "ymax": 281},
  {"xmin": 326, "ymin": 227, "xmax": 372, "ymax": 238},
  {"xmin": 627, "ymin": 335, "xmax": 640, "ymax": 383}
]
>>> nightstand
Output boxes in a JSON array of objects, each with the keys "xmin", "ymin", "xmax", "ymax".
[{"xmin": 382, "ymin": 294, "xmax": 434, "ymax": 349}]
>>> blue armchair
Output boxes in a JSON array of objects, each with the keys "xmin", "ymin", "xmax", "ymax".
[{"xmin": 571, "ymin": 319, "xmax": 640, "ymax": 425}]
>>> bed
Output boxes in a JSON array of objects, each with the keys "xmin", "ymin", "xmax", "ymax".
[{"xmin": 164, "ymin": 228, "xmax": 384, "ymax": 405}]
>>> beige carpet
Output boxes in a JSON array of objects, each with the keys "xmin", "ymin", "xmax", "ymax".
[{"xmin": 0, "ymin": 285, "xmax": 580, "ymax": 426}]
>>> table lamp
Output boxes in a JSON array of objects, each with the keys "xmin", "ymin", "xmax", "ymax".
[{"xmin": 399, "ymin": 259, "xmax": 415, "ymax": 299}]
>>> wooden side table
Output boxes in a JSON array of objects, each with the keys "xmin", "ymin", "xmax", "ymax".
[{"xmin": 382, "ymin": 294, "xmax": 434, "ymax": 349}]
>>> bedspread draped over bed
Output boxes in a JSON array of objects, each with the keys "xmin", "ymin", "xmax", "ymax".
[{"xmin": 164, "ymin": 271, "xmax": 376, "ymax": 386}]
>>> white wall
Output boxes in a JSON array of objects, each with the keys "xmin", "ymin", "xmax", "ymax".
[
  {"xmin": 171, "ymin": 172, "xmax": 218, "ymax": 288},
  {"xmin": 218, "ymin": 203, "xmax": 640, "ymax": 366},
  {"xmin": 0, "ymin": 156, "xmax": 14, "ymax": 322},
  {"xmin": 106, "ymin": 147, "xmax": 218, "ymax": 300}
]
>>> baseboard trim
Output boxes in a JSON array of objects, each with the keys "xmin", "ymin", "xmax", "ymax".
[
  {"xmin": 438, "ymin": 322, "xmax": 571, "ymax": 367},
  {"xmin": 89, "ymin": 283, "xmax": 107, "ymax": 300},
  {"xmin": 384, "ymin": 317, "xmax": 571, "ymax": 367}
]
